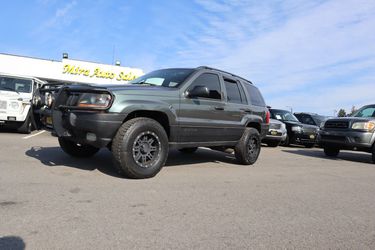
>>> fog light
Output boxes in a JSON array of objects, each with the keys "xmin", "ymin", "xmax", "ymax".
[
  {"xmin": 86, "ymin": 133, "xmax": 97, "ymax": 142},
  {"xmin": 7, "ymin": 116, "xmax": 16, "ymax": 121}
]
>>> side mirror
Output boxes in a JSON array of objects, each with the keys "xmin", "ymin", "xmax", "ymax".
[{"xmin": 187, "ymin": 86, "xmax": 210, "ymax": 98}]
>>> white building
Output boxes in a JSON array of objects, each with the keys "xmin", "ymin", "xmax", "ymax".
[{"xmin": 0, "ymin": 53, "xmax": 144, "ymax": 85}]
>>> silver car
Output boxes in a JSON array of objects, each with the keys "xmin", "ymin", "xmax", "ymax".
[{"xmin": 262, "ymin": 118, "xmax": 287, "ymax": 147}]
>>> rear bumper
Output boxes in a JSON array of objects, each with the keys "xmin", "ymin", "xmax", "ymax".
[
  {"xmin": 53, "ymin": 110, "xmax": 125, "ymax": 148},
  {"xmin": 260, "ymin": 123, "xmax": 270, "ymax": 139},
  {"xmin": 319, "ymin": 129, "xmax": 374, "ymax": 151}
]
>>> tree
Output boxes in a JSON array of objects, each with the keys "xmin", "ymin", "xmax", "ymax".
[
  {"xmin": 349, "ymin": 106, "xmax": 358, "ymax": 116},
  {"xmin": 337, "ymin": 109, "xmax": 347, "ymax": 117}
]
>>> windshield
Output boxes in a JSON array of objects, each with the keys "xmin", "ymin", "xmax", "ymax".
[
  {"xmin": 353, "ymin": 105, "xmax": 375, "ymax": 118},
  {"xmin": 311, "ymin": 115, "xmax": 327, "ymax": 125},
  {"xmin": 270, "ymin": 109, "xmax": 300, "ymax": 122},
  {"xmin": 128, "ymin": 69, "xmax": 194, "ymax": 88},
  {"xmin": 0, "ymin": 77, "xmax": 32, "ymax": 93}
]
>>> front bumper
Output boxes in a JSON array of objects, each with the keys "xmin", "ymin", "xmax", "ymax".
[
  {"xmin": 291, "ymin": 132, "xmax": 318, "ymax": 144},
  {"xmin": 263, "ymin": 129, "xmax": 287, "ymax": 142},
  {"xmin": 53, "ymin": 110, "xmax": 125, "ymax": 148},
  {"xmin": 319, "ymin": 129, "xmax": 374, "ymax": 151}
]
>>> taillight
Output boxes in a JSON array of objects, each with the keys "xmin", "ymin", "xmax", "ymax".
[{"xmin": 266, "ymin": 110, "xmax": 270, "ymax": 124}]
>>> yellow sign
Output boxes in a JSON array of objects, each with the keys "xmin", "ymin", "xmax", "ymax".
[{"xmin": 62, "ymin": 64, "xmax": 142, "ymax": 81}]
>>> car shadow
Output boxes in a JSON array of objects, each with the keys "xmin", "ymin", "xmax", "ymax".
[
  {"xmin": 25, "ymin": 147, "xmax": 237, "ymax": 178},
  {"xmin": 165, "ymin": 148, "xmax": 237, "ymax": 167},
  {"xmin": 25, "ymin": 146, "xmax": 123, "ymax": 178},
  {"xmin": 0, "ymin": 236, "xmax": 25, "ymax": 250},
  {"xmin": 282, "ymin": 148, "xmax": 373, "ymax": 164}
]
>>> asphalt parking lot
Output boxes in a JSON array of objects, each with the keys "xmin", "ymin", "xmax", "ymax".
[{"xmin": 1, "ymin": 130, "xmax": 375, "ymax": 249}]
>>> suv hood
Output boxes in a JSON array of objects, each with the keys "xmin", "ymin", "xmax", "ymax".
[
  {"xmin": 106, "ymin": 85, "xmax": 178, "ymax": 97},
  {"xmin": 0, "ymin": 90, "xmax": 32, "ymax": 100},
  {"xmin": 327, "ymin": 117, "xmax": 375, "ymax": 122}
]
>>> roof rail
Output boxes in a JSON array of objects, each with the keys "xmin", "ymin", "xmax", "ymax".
[{"xmin": 197, "ymin": 66, "xmax": 253, "ymax": 84}]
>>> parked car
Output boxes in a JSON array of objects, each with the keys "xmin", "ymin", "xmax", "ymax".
[
  {"xmin": 294, "ymin": 112, "xmax": 329, "ymax": 128},
  {"xmin": 0, "ymin": 74, "xmax": 46, "ymax": 133},
  {"xmin": 36, "ymin": 66, "xmax": 270, "ymax": 178},
  {"xmin": 319, "ymin": 104, "xmax": 375, "ymax": 162},
  {"xmin": 269, "ymin": 108, "xmax": 319, "ymax": 148},
  {"xmin": 262, "ymin": 118, "xmax": 287, "ymax": 147}
]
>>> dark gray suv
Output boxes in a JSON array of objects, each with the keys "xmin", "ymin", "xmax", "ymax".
[
  {"xmin": 319, "ymin": 104, "xmax": 375, "ymax": 162},
  {"xmin": 42, "ymin": 66, "xmax": 270, "ymax": 178}
]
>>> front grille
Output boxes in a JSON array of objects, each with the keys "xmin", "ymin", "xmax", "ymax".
[
  {"xmin": 320, "ymin": 135, "xmax": 346, "ymax": 142},
  {"xmin": 0, "ymin": 100, "xmax": 6, "ymax": 109},
  {"xmin": 324, "ymin": 120, "xmax": 349, "ymax": 129},
  {"xmin": 269, "ymin": 123, "xmax": 281, "ymax": 129}
]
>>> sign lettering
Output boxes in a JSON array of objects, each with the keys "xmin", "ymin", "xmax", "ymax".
[{"xmin": 62, "ymin": 64, "xmax": 142, "ymax": 82}]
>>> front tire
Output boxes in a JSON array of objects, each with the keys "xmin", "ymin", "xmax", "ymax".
[
  {"xmin": 235, "ymin": 128, "xmax": 261, "ymax": 165},
  {"xmin": 58, "ymin": 137, "xmax": 99, "ymax": 158},
  {"xmin": 280, "ymin": 135, "xmax": 290, "ymax": 146},
  {"xmin": 18, "ymin": 116, "xmax": 33, "ymax": 134},
  {"xmin": 372, "ymin": 144, "xmax": 375, "ymax": 164},
  {"xmin": 304, "ymin": 143, "xmax": 315, "ymax": 148},
  {"xmin": 324, "ymin": 147, "xmax": 340, "ymax": 157},
  {"xmin": 266, "ymin": 141, "xmax": 280, "ymax": 147},
  {"xmin": 112, "ymin": 118, "xmax": 169, "ymax": 179}
]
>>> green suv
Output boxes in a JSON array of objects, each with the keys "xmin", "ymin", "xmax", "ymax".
[
  {"xmin": 45, "ymin": 67, "xmax": 270, "ymax": 178},
  {"xmin": 319, "ymin": 104, "xmax": 375, "ymax": 162}
]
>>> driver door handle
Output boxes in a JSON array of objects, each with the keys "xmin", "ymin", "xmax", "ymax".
[{"xmin": 214, "ymin": 106, "xmax": 224, "ymax": 111}]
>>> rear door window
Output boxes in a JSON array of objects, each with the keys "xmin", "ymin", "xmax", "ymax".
[{"xmin": 224, "ymin": 79, "xmax": 242, "ymax": 104}]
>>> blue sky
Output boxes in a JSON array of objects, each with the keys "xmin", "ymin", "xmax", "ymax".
[{"xmin": 1, "ymin": 0, "xmax": 374, "ymax": 115}]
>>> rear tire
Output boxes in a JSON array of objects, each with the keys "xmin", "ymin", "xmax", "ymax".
[
  {"xmin": 58, "ymin": 137, "xmax": 99, "ymax": 158},
  {"xmin": 372, "ymin": 144, "xmax": 375, "ymax": 164},
  {"xmin": 266, "ymin": 141, "xmax": 280, "ymax": 147},
  {"xmin": 178, "ymin": 147, "xmax": 198, "ymax": 153},
  {"xmin": 112, "ymin": 118, "xmax": 169, "ymax": 179},
  {"xmin": 235, "ymin": 128, "xmax": 261, "ymax": 165},
  {"xmin": 324, "ymin": 147, "xmax": 340, "ymax": 157}
]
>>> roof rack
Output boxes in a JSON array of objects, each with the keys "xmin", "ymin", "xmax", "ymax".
[{"xmin": 197, "ymin": 66, "xmax": 253, "ymax": 85}]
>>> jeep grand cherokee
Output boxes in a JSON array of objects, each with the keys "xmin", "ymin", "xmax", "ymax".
[{"xmin": 37, "ymin": 66, "xmax": 270, "ymax": 178}]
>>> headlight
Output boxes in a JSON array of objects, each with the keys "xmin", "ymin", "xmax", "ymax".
[
  {"xmin": 32, "ymin": 95, "xmax": 41, "ymax": 106},
  {"xmin": 351, "ymin": 122, "xmax": 375, "ymax": 131},
  {"xmin": 45, "ymin": 93, "xmax": 54, "ymax": 107},
  {"xmin": 10, "ymin": 101, "xmax": 20, "ymax": 110},
  {"xmin": 291, "ymin": 126, "xmax": 303, "ymax": 133},
  {"xmin": 77, "ymin": 93, "xmax": 112, "ymax": 109}
]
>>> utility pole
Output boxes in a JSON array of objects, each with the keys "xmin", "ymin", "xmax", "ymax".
[{"xmin": 286, "ymin": 106, "xmax": 293, "ymax": 113}]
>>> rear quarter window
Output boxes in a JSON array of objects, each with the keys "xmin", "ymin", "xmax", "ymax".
[{"xmin": 244, "ymin": 84, "xmax": 266, "ymax": 107}]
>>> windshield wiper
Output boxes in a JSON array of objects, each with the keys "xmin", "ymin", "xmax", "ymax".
[
  {"xmin": 132, "ymin": 82, "xmax": 158, "ymax": 86},
  {"xmin": 0, "ymin": 86, "xmax": 20, "ymax": 94}
]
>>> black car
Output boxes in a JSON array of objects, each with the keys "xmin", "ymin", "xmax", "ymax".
[
  {"xmin": 294, "ymin": 112, "xmax": 329, "ymax": 127},
  {"xmin": 269, "ymin": 109, "xmax": 319, "ymax": 148}
]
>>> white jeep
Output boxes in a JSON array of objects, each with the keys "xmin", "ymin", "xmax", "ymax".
[{"xmin": 0, "ymin": 74, "xmax": 46, "ymax": 133}]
